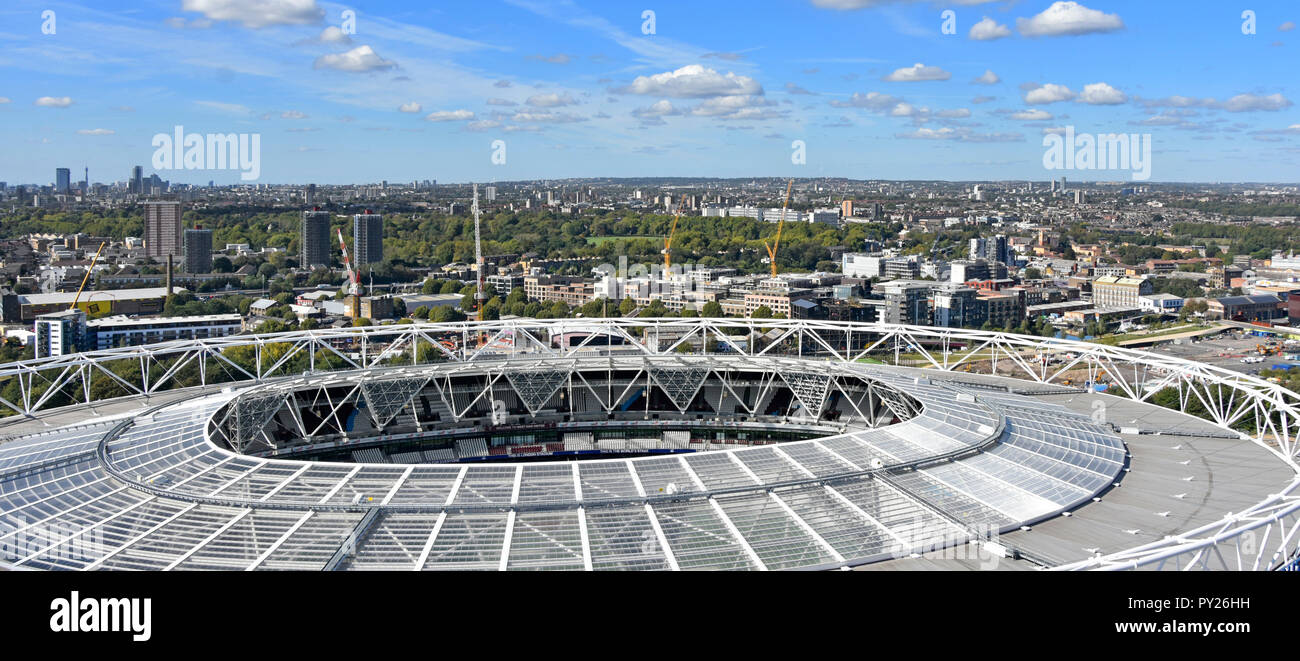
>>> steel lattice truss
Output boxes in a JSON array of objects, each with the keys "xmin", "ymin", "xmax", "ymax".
[
  {"xmin": 0, "ymin": 318, "xmax": 1296, "ymax": 571},
  {"xmin": 780, "ymin": 372, "xmax": 832, "ymax": 419},
  {"xmin": 647, "ymin": 367, "xmax": 710, "ymax": 412},
  {"xmin": 360, "ymin": 377, "xmax": 430, "ymax": 428},
  {"xmin": 503, "ymin": 369, "xmax": 567, "ymax": 414}
]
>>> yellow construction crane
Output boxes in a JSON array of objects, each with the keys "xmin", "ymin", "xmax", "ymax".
[
  {"xmin": 662, "ymin": 208, "xmax": 682, "ymax": 273},
  {"xmin": 69, "ymin": 241, "xmax": 106, "ymax": 312},
  {"xmin": 764, "ymin": 180, "xmax": 794, "ymax": 278}
]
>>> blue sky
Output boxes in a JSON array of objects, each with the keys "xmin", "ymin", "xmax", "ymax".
[{"xmin": 2, "ymin": 0, "xmax": 1298, "ymax": 185}]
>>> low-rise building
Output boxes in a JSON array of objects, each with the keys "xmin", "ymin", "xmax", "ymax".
[
  {"xmin": 87, "ymin": 313, "xmax": 243, "ymax": 350},
  {"xmin": 1207, "ymin": 294, "xmax": 1282, "ymax": 323},
  {"xmin": 1138, "ymin": 293, "xmax": 1184, "ymax": 314}
]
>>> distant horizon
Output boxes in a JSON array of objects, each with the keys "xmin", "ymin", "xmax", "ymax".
[{"xmin": 10, "ymin": 173, "xmax": 1300, "ymax": 189}]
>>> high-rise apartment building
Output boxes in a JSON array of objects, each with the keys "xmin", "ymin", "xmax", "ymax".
[
  {"xmin": 183, "ymin": 226, "xmax": 213, "ymax": 274},
  {"xmin": 352, "ymin": 211, "xmax": 383, "ymax": 266},
  {"xmin": 144, "ymin": 200, "xmax": 183, "ymax": 259},
  {"xmin": 301, "ymin": 209, "xmax": 332, "ymax": 268}
]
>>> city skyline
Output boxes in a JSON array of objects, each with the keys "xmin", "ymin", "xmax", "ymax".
[{"xmin": 2, "ymin": 0, "xmax": 1299, "ymax": 185}]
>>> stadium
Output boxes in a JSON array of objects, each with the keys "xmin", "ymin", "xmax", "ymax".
[{"xmin": 0, "ymin": 318, "xmax": 1296, "ymax": 571}]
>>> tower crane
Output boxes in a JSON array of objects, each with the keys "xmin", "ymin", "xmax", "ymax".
[
  {"xmin": 662, "ymin": 207, "xmax": 682, "ymax": 274},
  {"xmin": 764, "ymin": 179, "xmax": 795, "ymax": 279},
  {"xmin": 69, "ymin": 242, "xmax": 106, "ymax": 311},
  {"xmin": 337, "ymin": 227, "xmax": 359, "ymax": 296}
]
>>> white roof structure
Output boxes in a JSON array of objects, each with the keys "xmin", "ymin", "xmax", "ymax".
[{"xmin": 0, "ymin": 318, "xmax": 1295, "ymax": 571}]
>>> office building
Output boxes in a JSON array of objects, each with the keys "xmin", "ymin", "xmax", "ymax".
[
  {"xmin": 131, "ymin": 166, "xmax": 144, "ymax": 195},
  {"xmin": 143, "ymin": 201, "xmax": 183, "ymax": 259},
  {"xmin": 301, "ymin": 209, "xmax": 332, "ymax": 268},
  {"xmin": 353, "ymin": 211, "xmax": 383, "ymax": 266},
  {"xmin": 183, "ymin": 226, "xmax": 213, "ymax": 274},
  {"xmin": 55, "ymin": 168, "xmax": 71, "ymax": 194}
]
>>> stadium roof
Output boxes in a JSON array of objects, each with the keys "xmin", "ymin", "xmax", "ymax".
[{"xmin": 0, "ymin": 358, "xmax": 1126, "ymax": 570}]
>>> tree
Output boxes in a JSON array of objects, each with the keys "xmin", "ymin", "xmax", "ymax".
[
  {"xmin": 429, "ymin": 305, "xmax": 465, "ymax": 323},
  {"xmin": 618, "ymin": 297, "xmax": 637, "ymax": 315},
  {"xmin": 752, "ymin": 305, "xmax": 773, "ymax": 319},
  {"xmin": 212, "ymin": 256, "xmax": 233, "ymax": 273},
  {"xmin": 352, "ymin": 317, "xmax": 372, "ymax": 327},
  {"xmin": 702, "ymin": 301, "xmax": 724, "ymax": 318}
]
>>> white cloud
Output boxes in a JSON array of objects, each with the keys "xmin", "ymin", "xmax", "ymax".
[
  {"xmin": 895, "ymin": 127, "xmax": 1023, "ymax": 142},
  {"xmin": 688, "ymin": 95, "xmax": 782, "ymax": 120},
  {"xmin": 465, "ymin": 120, "xmax": 501, "ymax": 132},
  {"xmin": 882, "ymin": 62, "xmax": 951, "ymax": 82},
  {"xmin": 972, "ymin": 69, "xmax": 1000, "ymax": 85},
  {"xmin": 969, "ymin": 17, "xmax": 1011, "ymax": 41},
  {"xmin": 281, "ymin": 110, "xmax": 307, "ymax": 119},
  {"xmin": 1280, "ymin": 21, "xmax": 1296, "ymax": 32},
  {"xmin": 195, "ymin": 100, "xmax": 250, "ymax": 114},
  {"xmin": 890, "ymin": 102, "xmax": 921, "ymax": 117},
  {"xmin": 526, "ymin": 92, "xmax": 577, "ymax": 107},
  {"xmin": 615, "ymin": 64, "xmax": 763, "ymax": 98},
  {"xmin": 425, "ymin": 109, "xmax": 475, "ymax": 122},
  {"xmin": 936, "ymin": 108, "xmax": 972, "ymax": 118},
  {"xmin": 486, "ymin": 98, "xmax": 517, "ymax": 106},
  {"xmin": 1023, "ymin": 83, "xmax": 1075, "ymax": 104},
  {"xmin": 1011, "ymin": 109, "xmax": 1053, "ymax": 120},
  {"xmin": 76, "ymin": 128, "xmax": 115, "ymax": 135},
  {"xmin": 632, "ymin": 100, "xmax": 681, "ymax": 118},
  {"xmin": 1134, "ymin": 111, "xmax": 1188, "ymax": 126},
  {"xmin": 1077, "ymin": 82, "xmax": 1126, "ymax": 105},
  {"xmin": 830, "ymin": 91, "xmax": 903, "ymax": 112},
  {"xmin": 510, "ymin": 111, "xmax": 587, "ymax": 123},
  {"xmin": 319, "ymin": 26, "xmax": 352, "ymax": 44},
  {"xmin": 180, "ymin": 0, "xmax": 324, "ymax": 29},
  {"xmin": 0, "ymin": 97, "xmax": 10, "ymax": 104},
  {"xmin": 1017, "ymin": 2, "xmax": 1124, "ymax": 37},
  {"xmin": 35, "ymin": 96, "xmax": 73, "ymax": 108},
  {"xmin": 1223, "ymin": 93, "xmax": 1292, "ymax": 112},
  {"xmin": 398, "ymin": 102, "xmax": 422, "ymax": 113},
  {"xmin": 313, "ymin": 45, "xmax": 396, "ymax": 73},
  {"xmin": 1138, "ymin": 93, "xmax": 1292, "ymax": 112}
]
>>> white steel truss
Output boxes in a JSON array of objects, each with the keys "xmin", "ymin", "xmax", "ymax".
[{"xmin": 0, "ymin": 318, "xmax": 1297, "ymax": 571}]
